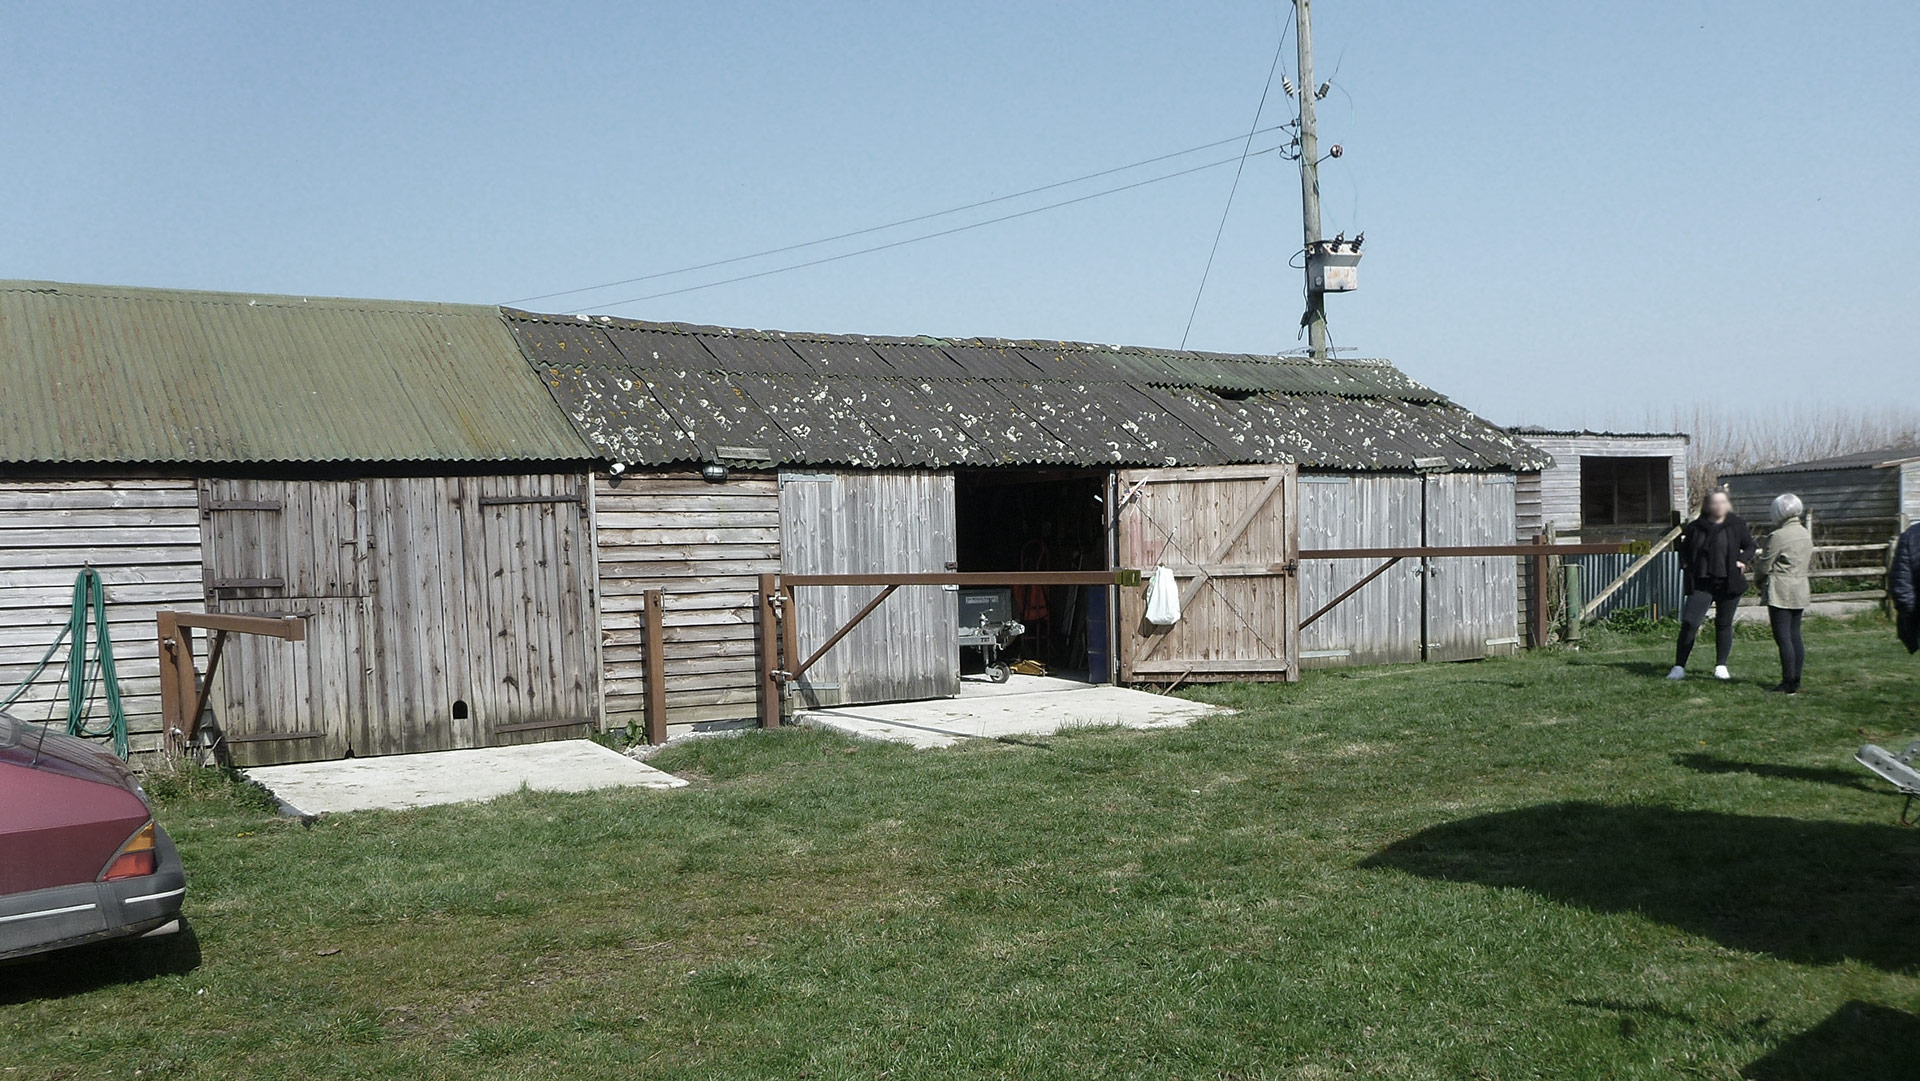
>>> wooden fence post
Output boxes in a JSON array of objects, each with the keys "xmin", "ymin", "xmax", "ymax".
[
  {"xmin": 758, "ymin": 573, "xmax": 782, "ymax": 729},
  {"xmin": 642, "ymin": 588, "xmax": 667, "ymax": 746}
]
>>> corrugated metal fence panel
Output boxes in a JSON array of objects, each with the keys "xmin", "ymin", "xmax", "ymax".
[
  {"xmin": 780, "ymin": 470, "xmax": 959, "ymax": 706},
  {"xmin": 1572, "ymin": 550, "xmax": 1684, "ymax": 622},
  {"xmin": 594, "ymin": 471, "xmax": 779, "ymax": 733},
  {"xmin": 0, "ymin": 480, "xmax": 204, "ymax": 757}
]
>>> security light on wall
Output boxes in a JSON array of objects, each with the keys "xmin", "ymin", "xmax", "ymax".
[{"xmin": 701, "ymin": 463, "xmax": 730, "ymax": 484}]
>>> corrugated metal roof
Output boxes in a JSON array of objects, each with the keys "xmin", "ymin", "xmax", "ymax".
[
  {"xmin": 0, "ymin": 281, "xmax": 591, "ymax": 464},
  {"xmin": 508, "ymin": 308, "xmax": 1544, "ymax": 472},
  {"xmin": 1721, "ymin": 444, "xmax": 1920, "ymax": 477}
]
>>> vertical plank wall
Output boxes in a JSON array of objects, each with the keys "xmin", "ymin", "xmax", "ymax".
[
  {"xmin": 0, "ymin": 480, "xmax": 203, "ymax": 756},
  {"xmin": 204, "ymin": 474, "xmax": 599, "ymax": 764},
  {"xmin": 1296, "ymin": 474, "xmax": 1423, "ymax": 666},
  {"xmin": 595, "ymin": 471, "xmax": 779, "ymax": 734},
  {"xmin": 1295, "ymin": 472, "xmax": 1518, "ymax": 666},
  {"xmin": 780, "ymin": 470, "xmax": 959, "ymax": 706},
  {"xmin": 1903, "ymin": 461, "xmax": 1919, "ymax": 530},
  {"xmin": 1422, "ymin": 473, "xmax": 1519, "ymax": 660}
]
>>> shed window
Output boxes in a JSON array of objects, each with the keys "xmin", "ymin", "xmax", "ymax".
[{"xmin": 1580, "ymin": 456, "xmax": 1670, "ymax": 526}]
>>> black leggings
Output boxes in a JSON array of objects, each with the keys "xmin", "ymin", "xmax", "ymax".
[
  {"xmin": 1768, "ymin": 606, "xmax": 1804, "ymax": 687},
  {"xmin": 1676, "ymin": 587, "xmax": 1741, "ymax": 667}
]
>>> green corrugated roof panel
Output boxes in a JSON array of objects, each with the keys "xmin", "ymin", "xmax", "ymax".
[{"xmin": 0, "ymin": 281, "xmax": 591, "ymax": 464}]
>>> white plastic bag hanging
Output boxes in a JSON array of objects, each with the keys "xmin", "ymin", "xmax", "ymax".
[{"xmin": 1144, "ymin": 565, "xmax": 1182, "ymax": 626}]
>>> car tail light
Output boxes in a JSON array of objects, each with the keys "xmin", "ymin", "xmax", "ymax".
[{"xmin": 101, "ymin": 820, "xmax": 157, "ymax": 881}]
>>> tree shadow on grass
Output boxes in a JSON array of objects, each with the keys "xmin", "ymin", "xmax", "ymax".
[
  {"xmin": 0, "ymin": 920, "xmax": 200, "ymax": 1005},
  {"xmin": 1743, "ymin": 1000, "xmax": 1920, "ymax": 1079},
  {"xmin": 1675, "ymin": 752, "xmax": 1881, "ymax": 793},
  {"xmin": 1360, "ymin": 803, "xmax": 1920, "ymax": 973}
]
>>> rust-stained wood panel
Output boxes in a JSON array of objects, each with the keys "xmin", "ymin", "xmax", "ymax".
[{"xmin": 1115, "ymin": 463, "xmax": 1298, "ymax": 682}]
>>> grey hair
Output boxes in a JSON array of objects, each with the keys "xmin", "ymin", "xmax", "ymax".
[{"xmin": 1771, "ymin": 492, "xmax": 1805, "ymax": 524}]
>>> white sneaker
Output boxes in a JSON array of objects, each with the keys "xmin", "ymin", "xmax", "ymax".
[
  {"xmin": 1713, "ymin": 665, "xmax": 1731, "ymax": 681},
  {"xmin": 1667, "ymin": 666, "xmax": 1687, "ymax": 680}
]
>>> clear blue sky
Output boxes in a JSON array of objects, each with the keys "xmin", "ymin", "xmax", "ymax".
[{"xmin": 3, "ymin": 2, "xmax": 1915, "ymax": 426}]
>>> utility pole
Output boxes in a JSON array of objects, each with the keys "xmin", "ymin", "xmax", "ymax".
[{"xmin": 1294, "ymin": 0, "xmax": 1327, "ymax": 360}]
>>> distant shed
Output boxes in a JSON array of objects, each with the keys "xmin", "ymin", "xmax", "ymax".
[
  {"xmin": 0, "ymin": 281, "xmax": 600, "ymax": 764},
  {"xmin": 1506, "ymin": 429, "xmax": 1690, "ymax": 539},
  {"xmin": 1722, "ymin": 445, "xmax": 1920, "ymax": 541}
]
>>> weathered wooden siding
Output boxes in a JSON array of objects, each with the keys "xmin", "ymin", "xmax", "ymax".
[
  {"xmin": 1903, "ymin": 461, "xmax": 1919, "ymax": 529},
  {"xmin": 0, "ymin": 480, "xmax": 203, "ymax": 756},
  {"xmin": 594, "ymin": 471, "xmax": 778, "ymax": 734},
  {"xmin": 1297, "ymin": 472, "xmax": 1517, "ymax": 666},
  {"xmin": 1297, "ymin": 474, "xmax": 1422, "ymax": 666},
  {"xmin": 780, "ymin": 470, "xmax": 958, "ymax": 706},
  {"xmin": 1513, "ymin": 470, "xmax": 1543, "ymax": 637},
  {"xmin": 1723, "ymin": 466, "xmax": 1902, "ymax": 542},
  {"xmin": 1423, "ymin": 473, "xmax": 1519, "ymax": 660},
  {"xmin": 1525, "ymin": 434, "xmax": 1689, "ymax": 532},
  {"xmin": 1116, "ymin": 464, "xmax": 1298, "ymax": 681},
  {"xmin": 203, "ymin": 474, "xmax": 599, "ymax": 765}
]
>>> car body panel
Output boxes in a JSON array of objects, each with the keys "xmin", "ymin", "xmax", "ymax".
[{"xmin": 0, "ymin": 711, "xmax": 188, "ymax": 960}]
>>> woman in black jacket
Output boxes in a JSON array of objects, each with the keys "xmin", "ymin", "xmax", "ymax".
[{"xmin": 1668, "ymin": 489, "xmax": 1757, "ymax": 681}]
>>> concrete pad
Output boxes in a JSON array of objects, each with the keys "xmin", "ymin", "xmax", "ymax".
[
  {"xmin": 796, "ymin": 685, "xmax": 1227, "ymax": 749},
  {"xmin": 243, "ymin": 740, "xmax": 686, "ymax": 815}
]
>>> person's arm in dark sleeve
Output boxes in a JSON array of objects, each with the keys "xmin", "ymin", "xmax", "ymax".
[
  {"xmin": 1893, "ymin": 529, "xmax": 1918, "ymax": 612},
  {"xmin": 1738, "ymin": 521, "xmax": 1758, "ymax": 569}
]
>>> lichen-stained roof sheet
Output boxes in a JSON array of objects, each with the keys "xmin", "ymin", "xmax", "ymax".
[
  {"xmin": 0, "ymin": 281, "xmax": 593, "ymax": 465},
  {"xmin": 504, "ymin": 308, "xmax": 1537, "ymax": 472},
  {"xmin": 538, "ymin": 365, "xmax": 702, "ymax": 466}
]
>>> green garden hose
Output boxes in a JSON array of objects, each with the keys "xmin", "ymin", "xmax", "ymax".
[{"xmin": 0, "ymin": 568, "xmax": 129, "ymax": 759}]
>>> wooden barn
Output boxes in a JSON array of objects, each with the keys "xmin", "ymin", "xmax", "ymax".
[
  {"xmin": 1723, "ymin": 445, "xmax": 1920, "ymax": 541},
  {"xmin": 509, "ymin": 308, "xmax": 1549, "ymax": 738},
  {"xmin": 0, "ymin": 281, "xmax": 601, "ymax": 764}
]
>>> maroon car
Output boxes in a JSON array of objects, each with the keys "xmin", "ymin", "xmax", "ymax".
[{"xmin": 0, "ymin": 709, "xmax": 186, "ymax": 960}]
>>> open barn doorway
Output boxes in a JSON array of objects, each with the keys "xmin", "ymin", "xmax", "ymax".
[{"xmin": 954, "ymin": 469, "xmax": 1112, "ymax": 684}]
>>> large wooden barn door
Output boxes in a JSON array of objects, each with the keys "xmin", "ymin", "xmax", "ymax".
[
  {"xmin": 1115, "ymin": 464, "xmax": 1298, "ymax": 682},
  {"xmin": 200, "ymin": 479, "xmax": 371, "ymax": 765},
  {"xmin": 779, "ymin": 470, "xmax": 959, "ymax": 706},
  {"xmin": 201, "ymin": 475, "xmax": 597, "ymax": 765}
]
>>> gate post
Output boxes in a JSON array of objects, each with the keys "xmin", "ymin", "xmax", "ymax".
[
  {"xmin": 758, "ymin": 573, "xmax": 782, "ymax": 729},
  {"xmin": 642, "ymin": 588, "xmax": 667, "ymax": 745}
]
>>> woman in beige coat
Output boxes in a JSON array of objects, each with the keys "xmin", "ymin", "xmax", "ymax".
[{"xmin": 1755, "ymin": 493, "xmax": 1814, "ymax": 693}]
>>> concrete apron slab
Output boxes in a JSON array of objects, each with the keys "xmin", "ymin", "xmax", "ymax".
[
  {"xmin": 243, "ymin": 740, "xmax": 686, "ymax": 816},
  {"xmin": 796, "ymin": 684, "xmax": 1227, "ymax": 749}
]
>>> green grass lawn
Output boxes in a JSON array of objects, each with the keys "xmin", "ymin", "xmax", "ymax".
[{"xmin": 5, "ymin": 618, "xmax": 1920, "ymax": 1080}]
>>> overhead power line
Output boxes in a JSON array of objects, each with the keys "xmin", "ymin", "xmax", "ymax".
[
  {"xmin": 586, "ymin": 143, "xmax": 1290, "ymax": 311},
  {"xmin": 503, "ymin": 124, "xmax": 1294, "ymax": 307},
  {"xmin": 1179, "ymin": 10, "xmax": 1292, "ymax": 349}
]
